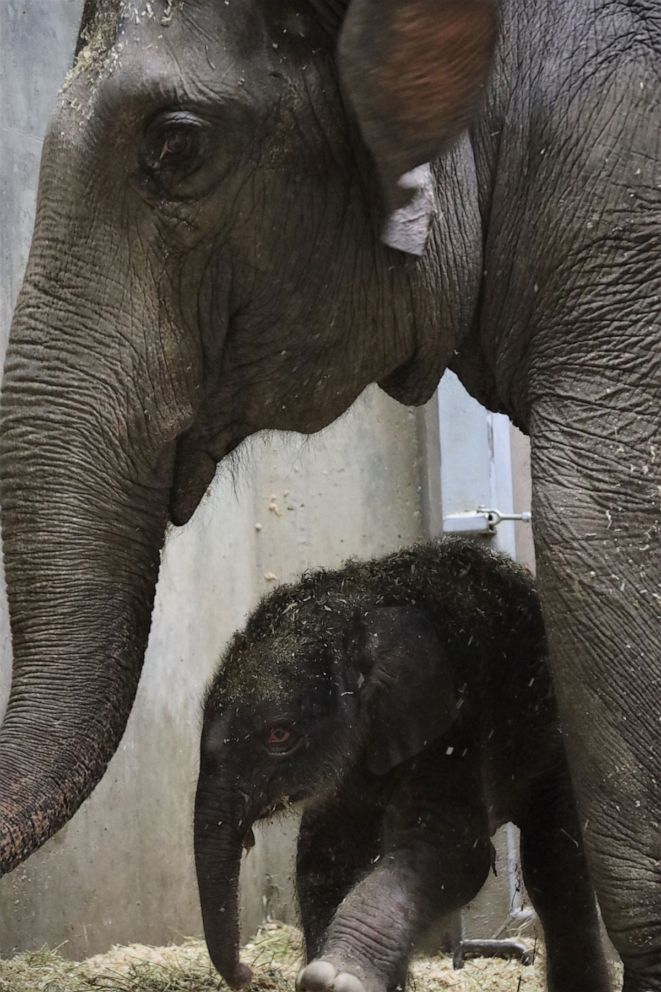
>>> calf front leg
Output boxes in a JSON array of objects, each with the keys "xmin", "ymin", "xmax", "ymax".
[
  {"xmin": 297, "ymin": 778, "xmax": 385, "ymax": 961},
  {"xmin": 298, "ymin": 777, "xmax": 491, "ymax": 992}
]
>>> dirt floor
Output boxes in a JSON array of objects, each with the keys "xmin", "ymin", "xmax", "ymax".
[{"xmin": 0, "ymin": 921, "xmax": 557, "ymax": 992}]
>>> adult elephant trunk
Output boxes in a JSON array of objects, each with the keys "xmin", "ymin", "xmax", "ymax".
[
  {"xmin": 0, "ymin": 119, "xmax": 201, "ymax": 872},
  {"xmin": 194, "ymin": 775, "xmax": 253, "ymax": 988}
]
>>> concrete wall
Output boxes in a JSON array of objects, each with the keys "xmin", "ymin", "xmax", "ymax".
[{"xmin": 0, "ymin": 2, "xmax": 430, "ymax": 958}]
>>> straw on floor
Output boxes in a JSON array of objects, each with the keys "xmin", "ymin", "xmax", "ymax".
[{"xmin": 0, "ymin": 921, "xmax": 550, "ymax": 992}]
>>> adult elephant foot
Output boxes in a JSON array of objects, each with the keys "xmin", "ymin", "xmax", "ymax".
[{"xmin": 297, "ymin": 960, "xmax": 369, "ymax": 992}]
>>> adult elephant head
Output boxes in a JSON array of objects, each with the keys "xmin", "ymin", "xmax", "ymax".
[{"xmin": 0, "ymin": 0, "xmax": 498, "ymax": 871}]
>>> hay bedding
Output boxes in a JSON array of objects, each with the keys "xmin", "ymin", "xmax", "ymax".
[{"xmin": 0, "ymin": 922, "xmax": 547, "ymax": 992}]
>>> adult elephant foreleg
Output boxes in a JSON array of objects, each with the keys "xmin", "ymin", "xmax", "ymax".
[{"xmin": 531, "ymin": 394, "xmax": 660, "ymax": 992}]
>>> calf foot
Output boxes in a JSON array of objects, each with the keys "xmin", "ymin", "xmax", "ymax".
[{"xmin": 296, "ymin": 959, "xmax": 372, "ymax": 992}]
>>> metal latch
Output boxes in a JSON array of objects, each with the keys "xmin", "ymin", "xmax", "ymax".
[{"xmin": 443, "ymin": 507, "xmax": 532, "ymax": 536}]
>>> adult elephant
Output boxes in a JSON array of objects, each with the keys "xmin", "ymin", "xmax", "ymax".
[{"xmin": 0, "ymin": 0, "xmax": 658, "ymax": 988}]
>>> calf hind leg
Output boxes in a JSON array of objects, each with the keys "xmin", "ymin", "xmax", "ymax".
[{"xmin": 521, "ymin": 765, "xmax": 612, "ymax": 992}]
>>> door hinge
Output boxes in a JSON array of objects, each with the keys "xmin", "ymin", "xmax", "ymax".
[{"xmin": 443, "ymin": 507, "xmax": 532, "ymax": 536}]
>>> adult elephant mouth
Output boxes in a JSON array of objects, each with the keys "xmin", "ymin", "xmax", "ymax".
[
  {"xmin": 168, "ymin": 383, "xmax": 245, "ymax": 526},
  {"xmin": 170, "ymin": 441, "xmax": 226, "ymax": 527},
  {"xmin": 243, "ymin": 826, "xmax": 256, "ymax": 852}
]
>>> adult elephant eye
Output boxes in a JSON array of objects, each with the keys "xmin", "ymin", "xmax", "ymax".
[
  {"xmin": 160, "ymin": 128, "xmax": 195, "ymax": 163},
  {"xmin": 140, "ymin": 111, "xmax": 207, "ymax": 180}
]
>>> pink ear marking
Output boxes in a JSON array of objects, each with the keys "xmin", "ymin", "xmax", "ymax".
[
  {"xmin": 378, "ymin": 0, "xmax": 497, "ymax": 137},
  {"xmin": 339, "ymin": 0, "xmax": 498, "ymax": 255}
]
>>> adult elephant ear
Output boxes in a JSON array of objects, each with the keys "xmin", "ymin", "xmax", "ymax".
[
  {"xmin": 338, "ymin": 0, "xmax": 499, "ymax": 254},
  {"xmin": 352, "ymin": 606, "xmax": 458, "ymax": 776}
]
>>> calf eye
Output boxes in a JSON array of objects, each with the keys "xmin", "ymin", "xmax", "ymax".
[{"xmin": 264, "ymin": 726, "xmax": 299, "ymax": 755}]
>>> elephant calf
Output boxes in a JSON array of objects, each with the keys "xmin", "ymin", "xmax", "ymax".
[{"xmin": 195, "ymin": 540, "xmax": 610, "ymax": 992}]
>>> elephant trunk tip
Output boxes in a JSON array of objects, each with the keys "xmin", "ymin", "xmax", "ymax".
[
  {"xmin": 210, "ymin": 955, "xmax": 252, "ymax": 989},
  {"xmin": 232, "ymin": 961, "xmax": 253, "ymax": 988}
]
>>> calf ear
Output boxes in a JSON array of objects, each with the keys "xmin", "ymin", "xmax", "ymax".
[
  {"xmin": 353, "ymin": 606, "xmax": 458, "ymax": 776},
  {"xmin": 338, "ymin": 0, "xmax": 498, "ymax": 254}
]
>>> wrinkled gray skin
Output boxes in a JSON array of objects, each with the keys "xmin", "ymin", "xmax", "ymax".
[
  {"xmin": 0, "ymin": 0, "xmax": 658, "ymax": 987},
  {"xmin": 195, "ymin": 541, "xmax": 611, "ymax": 992}
]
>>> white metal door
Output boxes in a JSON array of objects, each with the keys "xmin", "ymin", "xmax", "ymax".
[{"xmin": 436, "ymin": 370, "xmax": 534, "ymax": 940}]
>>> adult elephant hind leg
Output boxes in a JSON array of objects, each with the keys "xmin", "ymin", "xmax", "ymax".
[
  {"xmin": 521, "ymin": 763, "xmax": 612, "ymax": 992},
  {"xmin": 530, "ymin": 399, "xmax": 661, "ymax": 992}
]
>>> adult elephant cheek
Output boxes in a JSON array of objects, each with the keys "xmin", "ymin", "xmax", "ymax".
[{"xmin": 194, "ymin": 779, "xmax": 254, "ymax": 988}]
